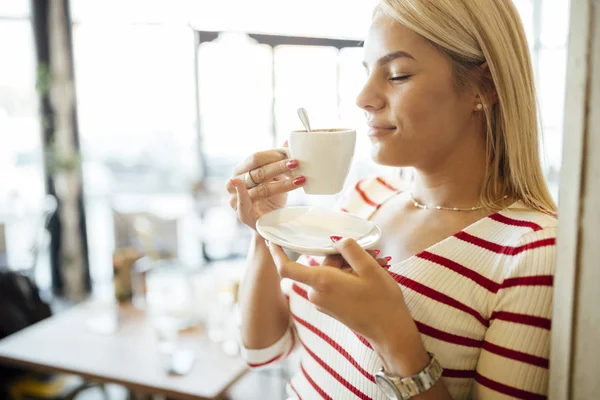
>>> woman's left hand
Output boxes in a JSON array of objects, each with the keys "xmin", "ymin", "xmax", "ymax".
[{"xmin": 266, "ymin": 237, "xmax": 416, "ymax": 350}]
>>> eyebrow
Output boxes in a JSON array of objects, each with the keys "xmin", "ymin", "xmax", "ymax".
[{"xmin": 362, "ymin": 50, "xmax": 416, "ymax": 68}]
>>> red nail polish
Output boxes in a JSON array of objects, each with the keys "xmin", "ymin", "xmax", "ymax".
[
  {"xmin": 283, "ymin": 140, "xmax": 289, "ymax": 147},
  {"xmin": 385, "ymin": 256, "xmax": 392, "ymax": 262},
  {"xmin": 330, "ymin": 235, "xmax": 343, "ymax": 242},
  {"xmin": 375, "ymin": 250, "xmax": 381, "ymax": 255},
  {"xmin": 287, "ymin": 160, "xmax": 299, "ymax": 169},
  {"xmin": 293, "ymin": 176, "xmax": 306, "ymax": 186},
  {"xmin": 383, "ymin": 264, "xmax": 391, "ymax": 269}
]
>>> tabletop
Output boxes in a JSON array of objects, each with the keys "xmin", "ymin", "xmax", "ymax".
[{"xmin": 0, "ymin": 301, "xmax": 250, "ymax": 399}]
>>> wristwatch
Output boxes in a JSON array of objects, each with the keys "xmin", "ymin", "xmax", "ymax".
[{"xmin": 374, "ymin": 352, "xmax": 443, "ymax": 399}]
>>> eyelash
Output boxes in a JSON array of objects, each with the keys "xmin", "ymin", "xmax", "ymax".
[{"xmin": 389, "ymin": 75, "xmax": 411, "ymax": 82}]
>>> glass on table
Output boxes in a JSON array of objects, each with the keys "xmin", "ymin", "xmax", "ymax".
[
  {"xmin": 204, "ymin": 265, "xmax": 242, "ymax": 356},
  {"xmin": 145, "ymin": 260, "xmax": 195, "ymax": 353}
]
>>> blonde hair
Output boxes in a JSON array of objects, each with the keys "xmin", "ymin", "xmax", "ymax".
[{"xmin": 377, "ymin": 0, "xmax": 557, "ymax": 213}]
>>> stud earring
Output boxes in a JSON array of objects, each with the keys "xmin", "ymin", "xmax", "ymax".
[{"xmin": 476, "ymin": 103, "xmax": 483, "ymax": 111}]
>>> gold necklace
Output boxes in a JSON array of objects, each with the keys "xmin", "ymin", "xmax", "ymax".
[{"xmin": 409, "ymin": 192, "xmax": 508, "ymax": 212}]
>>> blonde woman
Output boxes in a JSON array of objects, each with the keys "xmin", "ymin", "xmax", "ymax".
[{"xmin": 226, "ymin": 0, "xmax": 557, "ymax": 398}]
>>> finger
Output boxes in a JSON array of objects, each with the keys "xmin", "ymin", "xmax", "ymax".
[
  {"xmin": 375, "ymin": 257, "xmax": 392, "ymax": 267},
  {"xmin": 268, "ymin": 243, "xmax": 322, "ymax": 288},
  {"xmin": 339, "ymin": 265, "xmax": 357, "ymax": 275},
  {"xmin": 307, "ymin": 288, "xmax": 334, "ymax": 314},
  {"xmin": 337, "ymin": 250, "xmax": 380, "ymax": 267},
  {"xmin": 248, "ymin": 158, "xmax": 300, "ymax": 188},
  {"xmin": 339, "ymin": 258, "xmax": 390, "ymax": 271},
  {"xmin": 326, "ymin": 257, "xmax": 379, "ymax": 276},
  {"xmin": 232, "ymin": 150, "xmax": 289, "ymax": 177},
  {"xmin": 332, "ymin": 238, "xmax": 380, "ymax": 276},
  {"xmin": 228, "ymin": 196, "xmax": 237, "ymax": 211},
  {"xmin": 366, "ymin": 250, "xmax": 380, "ymax": 259},
  {"xmin": 247, "ymin": 176, "xmax": 306, "ymax": 201},
  {"xmin": 226, "ymin": 179, "xmax": 235, "ymax": 194},
  {"xmin": 231, "ymin": 178, "xmax": 258, "ymax": 226},
  {"xmin": 322, "ymin": 255, "xmax": 344, "ymax": 268},
  {"xmin": 341, "ymin": 256, "xmax": 389, "ymax": 268}
]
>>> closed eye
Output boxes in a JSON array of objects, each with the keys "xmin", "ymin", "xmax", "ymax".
[{"xmin": 389, "ymin": 75, "xmax": 411, "ymax": 81}]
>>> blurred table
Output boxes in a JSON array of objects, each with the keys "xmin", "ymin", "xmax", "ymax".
[{"xmin": 0, "ymin": 301, "xmax": 252, "ymax": 399}]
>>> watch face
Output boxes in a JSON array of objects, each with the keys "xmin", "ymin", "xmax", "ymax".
[{"xmin": 375, "ymin": 374, "xmax": 400, "ymax": 399}]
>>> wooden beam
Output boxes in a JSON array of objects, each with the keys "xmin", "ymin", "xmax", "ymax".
[
  {"xmin": 570, "ymin": 0, "xmax": 600, "ymax": 398},
  {"xmin": 550, "ymin": 0, "xmax": 598, "ymax": 398},
  {"xmin": 31, "ymin": 0, "xmax": 91, "ymax": 298}
]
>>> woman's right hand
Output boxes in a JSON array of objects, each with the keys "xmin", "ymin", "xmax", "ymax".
[{"xmin": 226, "ymin": 148, "xmax": 306, "ymax": 231}]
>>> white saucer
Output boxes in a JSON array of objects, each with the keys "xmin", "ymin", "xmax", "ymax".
[{"xmin": 256, "ymin": 206, "xmax": 382, "ymax": 256}]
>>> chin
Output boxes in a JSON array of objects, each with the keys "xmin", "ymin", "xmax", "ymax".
[{"xmin": 370, "ymin": 142, "xmax": 409, "ymax": 167}]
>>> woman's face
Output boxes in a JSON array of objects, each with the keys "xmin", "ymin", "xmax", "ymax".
[{"xmin": 357, "ymin": 13, "xmax": 479, "ymax": 169}]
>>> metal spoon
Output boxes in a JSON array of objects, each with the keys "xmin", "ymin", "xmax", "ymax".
[{"xmin": 297, "ymin": 108, "xmax": 312, "ymax": 132}]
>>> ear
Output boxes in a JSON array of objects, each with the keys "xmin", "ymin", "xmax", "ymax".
[{"xmin": 478, "ymin": 62, "xmax": 499, "ymax": 106}]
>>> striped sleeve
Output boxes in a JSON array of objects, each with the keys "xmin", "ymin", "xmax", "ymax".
[
  {"xmin": 239, "ymin": 324, "xmax": 298, "ymax": 369},
  {"xmin": 238, "ymin": 278, "xmax": 300, "ymax": 369},
  {"xmin": 474, "ymin": 227, "xmax": 556, "ymax": 399}
]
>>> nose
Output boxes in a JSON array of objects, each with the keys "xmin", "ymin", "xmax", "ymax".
[{"xmin": 356, "ymin": 74, "xmax": 386, "ymax": 112}]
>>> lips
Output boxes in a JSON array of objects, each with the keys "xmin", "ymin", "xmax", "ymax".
[{"xmin": 367, "ymin": 122, "xmax": 396, "ymax": 138}]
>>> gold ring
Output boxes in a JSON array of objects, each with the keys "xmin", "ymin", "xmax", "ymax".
[{"xmin": 244, "ymin": 171, "xmax": 259, "ymax": 189}]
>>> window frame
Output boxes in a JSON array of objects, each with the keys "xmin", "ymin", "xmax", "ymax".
[{"xmin": 192, "ymin": 30, "xmax": 362, "ymax": 179}]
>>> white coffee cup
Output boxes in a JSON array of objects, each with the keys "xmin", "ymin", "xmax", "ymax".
[{"xmin": 283, "ymin": 128, "xmax": 356, "ymax": 195}]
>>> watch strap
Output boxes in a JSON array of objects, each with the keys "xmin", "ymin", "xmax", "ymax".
[{"xmin": 380, "ymin": 352, "xmax": 443, "ymax": 399}]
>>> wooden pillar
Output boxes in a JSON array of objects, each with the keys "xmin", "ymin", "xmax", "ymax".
[
  {"xmin": 31, "ymin": 0, "xmax": 62, "ymax": 294},
  {"xmin": 31, "ymin": 0, "xmax": 90, "ymax": 299},
  {"xmin": 550, "ymin": 0, "xmax": 600, "ymax": 398}
]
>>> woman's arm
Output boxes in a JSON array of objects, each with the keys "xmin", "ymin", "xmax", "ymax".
[
  {"xmin": 238, "ymin": 232, "xmax": 291, "ymax": 350},
  {"xmin": 373, "ymin": 320, "xmax": 453, "ymax": 399},
  {"xmin": 473, "ymin": 227, "xmax": 556, "ymax": 398},
  {"xmin": 374, "ymin": 227, "xmax": 555, "ymax": 399},
  {"xmin": 268, "ymin": 238, "xmax": 454, "ymax": 398},
  {"xmin": 225, "ymin": 148, "xmax": 303, "ymax": 365}
]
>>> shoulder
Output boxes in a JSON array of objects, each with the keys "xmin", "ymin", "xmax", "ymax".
[
  {"xmin": 337, "ymin": 175, "xmax": 405, "ymax": 217},
  {"xmin": 473, "ymin": 201, "xmax": 557, "ymax": 248},
  {"xmin": 495, "ymin": 203, "xmax": 557, "ymax": 277},
  {"xmin": 499, "ymin": 201, "xmax": 558, "ymax": 231},
  {"xmin": 457, "ymin": 201, "xmax": 556, "ymax": 281}
]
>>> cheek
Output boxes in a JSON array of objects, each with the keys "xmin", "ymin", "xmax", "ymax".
[
  {"xmin": 370, "ymin": 79, "xmax": 472, "ymax": 166},
  {"xmin": 393, "ymin": 82, "xmax": 461, "ymax": 137},
  {"xmin": 371, "ymin": 83, "xmax": 467, "ymax": 166}
]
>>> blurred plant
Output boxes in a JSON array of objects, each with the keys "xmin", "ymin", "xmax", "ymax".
[
  {"xmin": 45, "ymin": 141, "xmax": 81, "ymax": 174},
  {"xmin": 35, "ymin": 63, "xmax": 52, "ymax": 95}
]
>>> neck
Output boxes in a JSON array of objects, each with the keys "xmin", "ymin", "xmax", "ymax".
[{"xmin": 412, "ymin": 129, "xmax": 488, "ymax": 209}]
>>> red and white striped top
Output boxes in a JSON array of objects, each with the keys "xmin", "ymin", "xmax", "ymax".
[{"xmin": 241, "ymin": 176, "xmax": 557, "ymax": 400}]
